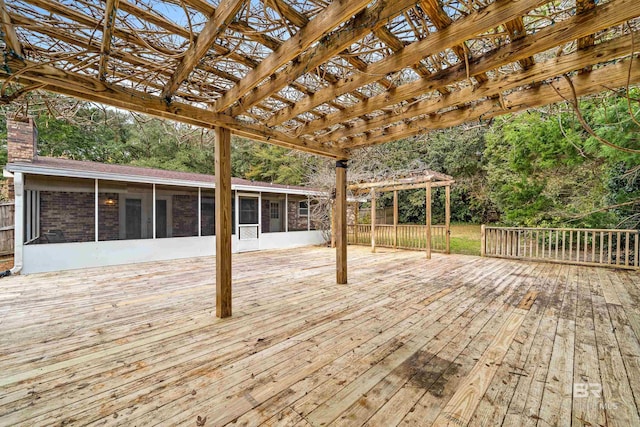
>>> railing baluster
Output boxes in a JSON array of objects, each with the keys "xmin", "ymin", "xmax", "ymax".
[
  {"xmin": 583, "ymin": 231, "xmax": 588, "ymax": 263},
  {"xmin": 599, "ymin": 231, "xmax": 604, "ymax": 264},
  {"xmin": 625, "ymin": 231, "xmax": 630, "ymax": 267},
  {"xmin": 569, "ymin": 231, "xmax": 573, "ymax": 262},
  {"xmin": 529, "ymin": 230, "xmax": 533, "ymax": 258},
  {"xmin": 481, "ymin": 226, "xmax": 637, "ymax": 270}
]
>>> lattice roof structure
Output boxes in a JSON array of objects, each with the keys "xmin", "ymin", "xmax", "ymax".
[{"xmin": 1, "ymin": 0, "xmax": 640, "ymax": 158}]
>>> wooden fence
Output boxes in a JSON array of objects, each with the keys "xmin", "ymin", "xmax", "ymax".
[
  {"xmin": 482, "ymin": 226, "xmax": 639, "ymax": 270},
  {"xmin": 0, "ymin": 202, "xmax": 14, "ymax": 256},
  {"xmin": 347, "ymin": 224, "xmax": 448, "ymax": 253}
]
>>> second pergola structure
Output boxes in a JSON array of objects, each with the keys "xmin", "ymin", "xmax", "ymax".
[{"xmin": 346, "ymin": 172, "xmax": 454, "ymax": 259}]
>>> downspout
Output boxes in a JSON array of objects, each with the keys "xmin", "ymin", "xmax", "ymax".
[{"xmin": 9, "ymin": 171, "xmax": 24, "ymax": 275}]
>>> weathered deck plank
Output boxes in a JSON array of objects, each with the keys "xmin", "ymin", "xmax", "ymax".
[{"xmin": 0, "ymin": 246, "xmax": 638, "ymax": 426}]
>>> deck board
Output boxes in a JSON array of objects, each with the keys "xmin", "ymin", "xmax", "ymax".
[{"xmin": 0, "ymin": 246, "xmax": 638, "ymax": 426}]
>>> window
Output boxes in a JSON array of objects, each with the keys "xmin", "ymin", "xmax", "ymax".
[
  {"xmin": 201, "ymin": 194, "xmax": 215, "ymax": 236},
  {"xmin": 239, "ymin": 197, "xmax": 259, "ymax": 224},
  {"xmin": 298, "ymin": 200, "xmax": 309, "ymax": 217},
  {"xmin": 270, "ymin": 201, "xmax": 280, "ymax": 219},
  {"xmin": 24, "ymin": 189, "xmax": 40, "ymax": 243}
]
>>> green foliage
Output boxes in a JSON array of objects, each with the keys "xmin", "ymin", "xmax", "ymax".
[
  {"xmin": 35, "ymin": 109, "xmax": 132, "ymax": 162},
  {"xmin": 231, "ymin": 138, "xmax": 313, "ymax": 185},
  {"xmin": 1, "ymin": 89, "xmax": 638, "ymax": 229},
  {"xmin": 485, "ymin": 93, "xmax": 639, "ymax": 228}
]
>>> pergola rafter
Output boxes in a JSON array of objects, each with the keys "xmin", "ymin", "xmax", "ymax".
[
  {"xmin": 98, "ymin": 0, "xmax": 119, "ymax": 81},
  {"xmin": 212, "ymin": 0, "xmax": 374, "ymax": 113},
  {"xmin": 161, "ymin": 0, "xmax": 247, "ymax": 100},
  {"xmin": 0, "ymin": 0, "xmax": 22, "ymax": 60},
  {"xmin": 270, "ymin": 0, "xmax": 551, "ymax": 133},
  {"xmin": 2, "ymin": 0, "xmax": 640, "ymax": 316},
  {"xmin": 2, "ymin": 0, "xmax": 638, "ymax": 157}
]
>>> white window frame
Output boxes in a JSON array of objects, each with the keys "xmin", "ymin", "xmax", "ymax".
[
  {"xmin": 24, "ymin": 189, "xmax": 40, "ymax": 244},
  {"xmin": 298, "ymin": 200, "xmax": 309, "ymax": 217}
]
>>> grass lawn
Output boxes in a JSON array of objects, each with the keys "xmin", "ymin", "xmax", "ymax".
[{"xmin": 449, "ymin": 223, "xmax": 482, "ymax": 256}]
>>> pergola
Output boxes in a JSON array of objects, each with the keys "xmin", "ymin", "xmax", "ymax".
[
  {"xmin": 1, "ymin": 0, "xmax": 639, "ymax": 318},
  {"xmin": 348, "ymin": 172, "xmax": 454, "ymax": 259}
]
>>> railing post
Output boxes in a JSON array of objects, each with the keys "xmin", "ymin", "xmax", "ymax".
[
  {"xmin": 371, "ymin": 191, "xmax": 376, "ymax": 253},
  {"xmin": 330, "ymin": 202, "xmax": 336, "ymax": 248},
  {"xmin": 445, "ymin": 185, "xmax": 451, "ymax": 255},
  {"xmin": 354, "ymin": 202, "xmax": 359, "ymax": 245},
  {"xmin": 481, "ymin": 224, "xmax": 486, "ymax": 257},
  {"xmin": 425, "ymin": 182, "xmax": 432, "ymax": 260},
  {"xmin": 393, "ymin": 190, "xmax": 398, "ymax": 249}
]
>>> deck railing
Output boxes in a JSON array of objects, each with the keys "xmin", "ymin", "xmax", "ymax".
[
  {"xmin": 482, "ymin": 226, "xmax": 639, "ymax": 269},
  {"xmin": 347, "ymin": 224, "xmax": 448, "ymax": 253}
]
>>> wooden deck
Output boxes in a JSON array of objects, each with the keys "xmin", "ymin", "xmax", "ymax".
[{"xmin": 1, "ymin": 247, "xmax": 639, "ymax": 426}]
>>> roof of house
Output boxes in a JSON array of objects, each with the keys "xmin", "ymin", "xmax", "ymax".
[{"xmin": 5, "ymin": 156, "xmax": 320, "ymax": 195}]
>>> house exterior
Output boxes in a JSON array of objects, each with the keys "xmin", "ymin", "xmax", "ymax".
[{"xmin": 4, "ymin": 118, "xmax": 326, "ymax": 274}]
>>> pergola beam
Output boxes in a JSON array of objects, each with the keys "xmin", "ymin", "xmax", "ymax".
[
  {"xmin": 349, "ymin": 174, "xmax": 452, "ymax": 190},
  {"xmin": 263, "ymin": 0, "xmax": 418, "ymax": 127},
  {"xmin": 322, "ymin": 28, "xmax": 639, "ymax": 143},
  {"xmin": 344, "ymin": 58, "xmax": 640, "ymax": 148},
  {"xmin": 306, "ymin": 0, "xmax": 640, "ymax": 139},
  {"xmin": 350, "ymin": 180, "xmax": 455, "ymax": 193},
  {"xmin": 271, "ymin": 0, "xmax": 549, "ymax": 129},
  {"xmin": 0, "ymin": 0, "xmax": 23, "ymax": 58},
  {"xmin": 419, "ymin": 0, "xmax": 488, "ymax": 83},
  {"xmin": 576, "ymin": 0, "xmax": 597, "ymax": 73},
  {"xmin": 98, "ymin": 0, "xmax": 119, "ymax": 81},
  {"xmin": 0, "ymin": 58, "xmax": 344, "ymax": 158},
  {"xmin": 503, "ymin": 17, "xmax": 534, "ymax": 70},
  {"xmin": 161, "ymin": 0, "xmax": 246, "ymax": 100},
  {"xmin": 232, "ymin": 0, "xmax": 418, "ymax": 119},
  {"xmin": 213, "ymin": 0, "xmax": 374, "ymax": 113}
]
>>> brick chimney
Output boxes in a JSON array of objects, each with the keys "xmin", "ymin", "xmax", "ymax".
[{"xmin": 7, "ymin": 117, "xmax": 38, "ymax": 163}]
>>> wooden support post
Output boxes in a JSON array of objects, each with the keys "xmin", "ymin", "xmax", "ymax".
[
  {"xmin": 354, "ymin": 202, "xmax": 359, "ymax": 245},
  {"xmin": 371, "ymin": 191, "xmax": 376, "ymax": 253},
  {"xmin": 393, "ymin": 190, "xmax": 398, "ymax": 249},
  {"xmin": 215, "ymin": 126, "xmax": 232, "ymax": 318},
  {"xmin": 445, "ymin": 184, "xmax": 451, "ymax": 254},
  {"xmin": 481, "ymin": 224, "xmax": 486, "ymax": 257},
  {"xmin": 426, "ymin": 182, "xmax": 432, "ymax": 260},
  {"xmin": 336, "ymin": 160, "xmax": 348, "ymax": 284}
]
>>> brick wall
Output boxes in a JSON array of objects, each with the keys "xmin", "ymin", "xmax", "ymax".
[
  {"xmin": 172, "ymin": 194, "xmax": 198, "ymax": 237},
  {"xmin": 201, "ymin": 197, "xmax": 215, "ymax": 236},
  {"xmin": 261, "ymin": 199, "xmax": 271, "ymax": 233},
  {"xmin": 288, "ymin": 199, "xmax": 308, "ymax": 231},
  {"xmin": 40, "ymin": 191, "xmax": 94, "ymax": 243},
  {"xmin": 98, "ymin": 193, "xmax": 119, "ymax": 240},
  {"xmin": 7, "ymin": 118, "xmax": 37, "ymax": 163}
]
